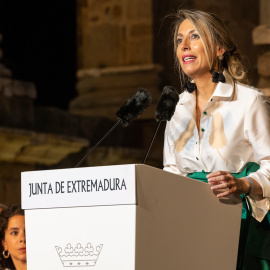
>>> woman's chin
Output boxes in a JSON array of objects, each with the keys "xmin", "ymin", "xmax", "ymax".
[
  {"xmin": 182, "ymin": 68, "xmax": 198, "ymax": 79},
  {"xmin": 181, "ymin": 66, "xmax": 212, "ymax": 80}
]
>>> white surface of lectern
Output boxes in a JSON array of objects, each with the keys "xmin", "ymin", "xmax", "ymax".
[{"xmin": 21, "ymin": 164, "xmax": 242, "ymax": 270}]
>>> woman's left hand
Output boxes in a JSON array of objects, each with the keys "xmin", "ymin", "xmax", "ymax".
[{"xmin": 207, "ymin": 171, "xmax": 250, "ymax": 198}]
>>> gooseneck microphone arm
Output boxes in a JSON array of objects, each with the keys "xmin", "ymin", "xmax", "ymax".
[
  {"xmin": 142, "ymin": 86, "xmax": 179, "ymax": 165},
  {"xmin": 74, "ymin": 88, "xmax": 152, "ymax": 168},
  {"xmin": 142, "ymin": 120, "xmax": 163, "ymax": 164},
  {"xmin": 74, "ymin": 120, "xmax": 121, "ymax": 168}
]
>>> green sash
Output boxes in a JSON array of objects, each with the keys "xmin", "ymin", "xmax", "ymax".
[
  {"xmin": 187, "ymin": 162, "xmax": 270, "ymax": 270},
  {"xmin": 188, "ymin": 162, "xmax": 260, "ymax": 183}
]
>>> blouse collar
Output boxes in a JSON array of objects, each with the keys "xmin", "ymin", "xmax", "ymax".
[{"xmin": 180, "ymin": 72, "xmax": 235, "ymax": 105}]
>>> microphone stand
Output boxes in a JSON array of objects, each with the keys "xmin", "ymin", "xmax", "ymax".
[
  {"xmin": 74, "ymin": 120, "xmax": 121, "ymax": 168},
  {"xmin": 142, "ymin": 119, "xmax": 163, "ymax": 164}
]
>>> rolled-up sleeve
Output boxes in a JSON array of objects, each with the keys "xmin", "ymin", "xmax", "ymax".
[{"xmin": 245, "ymin": 93, "xmax": 270, "ymax": 198}]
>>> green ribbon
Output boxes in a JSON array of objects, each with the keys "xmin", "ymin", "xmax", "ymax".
[
  {"xmin": 188, "ymin": 162, "xmax": 270, "ymax": 266},
  {"xmin": 188, "ymin": 162, "xmax": 260, "ymax": 182},
  {"xmin": 188, "ymin": 162, "xmax": 260, "ymax": 219}
]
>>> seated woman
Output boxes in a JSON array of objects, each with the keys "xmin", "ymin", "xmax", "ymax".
[
  {"xmin": 163, "ymin": 9, "xmax": 270, "ymax": 270},
  {"xmin": 0, "ymin": 205, "xmax": 26, "ymax": 270}
]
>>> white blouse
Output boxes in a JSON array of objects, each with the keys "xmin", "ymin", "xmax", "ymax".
[{"xmin": 163, "ymin": 76, "xmax": 270, "ymax": 222}]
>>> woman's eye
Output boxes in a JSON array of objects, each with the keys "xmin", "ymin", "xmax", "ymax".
[
  {"xmin": 177, "ymin": 38, "xmax": 183, "ymax": 45},
  {"xmin": 191, "ymin": 33, "xmax": 200, "ymax": 39},
  {"xmin": 11, "ymin": 231, "xmax": 18, "ymax": 236}
]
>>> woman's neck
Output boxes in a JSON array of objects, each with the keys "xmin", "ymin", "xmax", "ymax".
[
  {"xmin": 193, "ymin": 74, "xmax": 217, "ymax": 130},
  {"xmin": 14, "ymin": 260, "xmax": 27, "ymax": 270},
  {"xmin": 193, "ymin": 73, "xmax": 216, "ymax": 102}
]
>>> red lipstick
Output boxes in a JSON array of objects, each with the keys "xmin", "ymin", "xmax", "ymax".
[{"xmin": 182, "ymin": 54, "xmax": 197, "ymax": 63}]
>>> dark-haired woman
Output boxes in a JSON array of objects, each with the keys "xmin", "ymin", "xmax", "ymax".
[
  {"xmin": 163, "ymin": 9, "xmax": 270, "ymax": 270},
  {"xmin": 0, "ymin": 205, "xmax": 26, "ymax": 270}
]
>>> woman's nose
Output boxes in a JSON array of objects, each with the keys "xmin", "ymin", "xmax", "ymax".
[
  {"xmin": 20, "ymin": 232, "xmax": 26, "ymax": 243},
  {"xmin": 181, "ymin": 38, "xmax": 190, "ymax": 51}
]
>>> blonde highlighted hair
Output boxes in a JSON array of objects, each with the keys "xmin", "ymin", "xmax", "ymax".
[{"xmin": 172, "ymin": 9, "xmax": 247, "ymax": 86}]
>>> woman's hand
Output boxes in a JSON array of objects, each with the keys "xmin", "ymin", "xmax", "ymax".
[{"xmin": 206, "ymin": 171, "xmax": 251, "ymax": 198}]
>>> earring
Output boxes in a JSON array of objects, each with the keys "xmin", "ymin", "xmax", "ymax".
[
  {"xmin": 210, "ymin": 54, "xmax": 226, "ymax": 83},
  {"xmin": 183, "ymin": 81, "xmax": 197, "ymax": 93},
  {"xmin": 210, "ymin": 69, "xmax": 226, "ymax": 83},
  {"xmin": 218, "ymin": 54, "xmax": 224, "ymax": 61},
  {"xmin": 3, "ymin": 250, "xmax": 9, "ymax": 259}
]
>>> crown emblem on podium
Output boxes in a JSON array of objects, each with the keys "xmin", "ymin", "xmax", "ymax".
[{"xmin": 55, "ymin": 243, "xmax": 103, "ymax": 267}]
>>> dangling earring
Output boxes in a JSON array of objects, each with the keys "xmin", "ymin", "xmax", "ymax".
[
  {"xmin": 218, "ymin": 54, "xmax": 224, "ymax": 61},
  {"xmin": 210, "ymin": 54, "xmax": 226, "ymax": 83},
  {"xmin": 183, "ymin": 81, "xmax": 197, "ymax": 93},
  {"xmin": 3, "ymin": 250, "xmax": 9, "ymax": 259}
]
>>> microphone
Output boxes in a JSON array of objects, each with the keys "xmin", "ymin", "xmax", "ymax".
[
  {"xmin": 155, "ymin": 85, "xmax": 180, "ymax": 121},
  {"xmin": 142, "ymin": 86, "xmax": 179, "ymax": 164},
  {"xmin": 116, "ymin": 88, "xmax": 152, "ymax": 126},
  {"xmin": 75, "ymin": 88, "xmax": 152, "ymax": 168}
]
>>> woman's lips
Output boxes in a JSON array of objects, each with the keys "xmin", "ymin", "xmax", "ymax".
[
  {"xmin": 19, "ymin": 248, "xmax": 26, "ymax": 252},
  {"xmin": 182, "ymin": 54, "xmax": 197, "ymax": 63}
]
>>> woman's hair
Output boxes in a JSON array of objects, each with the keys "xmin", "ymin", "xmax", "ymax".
[
  {"xmin": 0, "ymin": 203, "xmax": 7, "ymax": 211},
  {"xmin": 0, "ymin": 204, "xmax": 25, "ymax": 270},
  {"xmin": 172, "ymin": 9, "xmax": 247, "ymax": 86}
]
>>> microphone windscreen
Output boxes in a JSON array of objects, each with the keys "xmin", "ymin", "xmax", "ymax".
[
  {"xmin": 155, "ymin": 86, "xmax": 179, "ymax": 121},
  {"xmin": 116, "ymin": 88, "xmax": 152, "ymax": 127}
]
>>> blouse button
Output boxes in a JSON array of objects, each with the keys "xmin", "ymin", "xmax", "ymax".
[
  {"xmin": 210, "ymin": 98, "xmax": 213, "ymax": 101},
  {"xmin": 201, "ymin": 128, "xmax": 205, "ymax": 132},
  {"xmin": 196, "ymin": 157, "xmax": 199, "ymax": 160},
  {"xmin": 203, "ymin": 111, "xmax": 207, "ymax": 115}
]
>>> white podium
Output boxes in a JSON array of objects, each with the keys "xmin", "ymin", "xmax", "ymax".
[{"xmin": 21, "ymin": 164, "xmax": 242, "ymax": 270}]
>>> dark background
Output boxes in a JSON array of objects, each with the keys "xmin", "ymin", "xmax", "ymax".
[
  {"xmin": 0, "ymin": 0, "xmax": 77, "ymax": 109},
  {"xmin": 0, "ymin": 0, "xmax": 260, "ymax": 109}
]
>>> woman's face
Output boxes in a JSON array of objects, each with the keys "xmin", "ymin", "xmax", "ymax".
[
  {"xmin": 176, "ymin": 19, "xmax": 210, "ymax": 79},
  {"xmin": 2, "ymin": 215, "xmax": 26, "ymax": 265}
]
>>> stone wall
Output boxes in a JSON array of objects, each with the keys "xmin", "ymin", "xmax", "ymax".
[
  {"xmin": 252, "ymin": 0, "xmax": 270, "ymax": 96},
  {"xmin": 77, "ymin": 0, "xmax": 153, "ymax": 69},
  {"xmin": 0, "ymin": 80, "xmax": 90, "ymax": 205},
  {"xmin": 0, "ymin": 34, "xmax": 89, "ymax": 205},
  {"xmin": 72, "ymin": 0, "xmax": 162, "ymax": 123}
]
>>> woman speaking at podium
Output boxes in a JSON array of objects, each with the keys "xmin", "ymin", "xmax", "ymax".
[{"xmin": 163, "ymin": 9, "xmax": 270, "ymax": 270}]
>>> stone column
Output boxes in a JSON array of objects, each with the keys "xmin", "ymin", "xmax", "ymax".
[
  {"xmin": 252, "ymin": 0, "xmax": 270, "ymax": 97},
  {"xmin": 70, "ymin": 0, "xmax": 162, "ymax": 119}
]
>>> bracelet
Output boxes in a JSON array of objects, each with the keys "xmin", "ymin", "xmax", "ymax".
[{"xmin": 244, "ymin": 176, "xmax": 254, "ymax": 196}]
